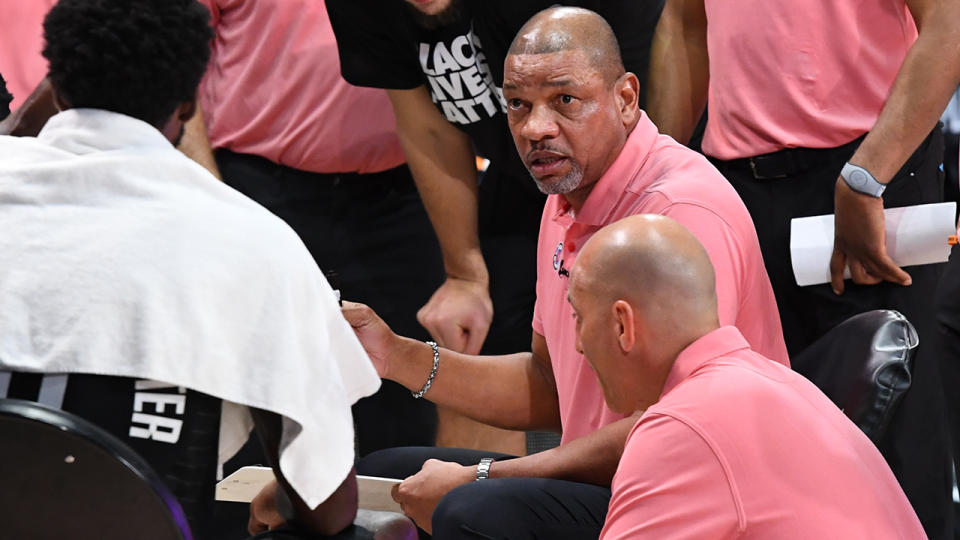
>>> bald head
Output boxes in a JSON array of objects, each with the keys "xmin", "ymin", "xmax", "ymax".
[
  {"xmin": 567, "ymin": 215, "xmax": 720, "ymax": 413},
  {"xmin": 573, "ymin": 215, "xmax": 719, "ymax": 332},
  {"xmin": 508, "ymin": 7, "xmax": 624, "ymax": 84}
]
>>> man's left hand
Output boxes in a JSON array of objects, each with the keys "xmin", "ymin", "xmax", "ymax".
[
  {"xmin": 248, "ymin": 480, "xmax": 287, "ymax": 534},
  {"xmin": 391, "ymin": 459, "xmax": 475, "ymax": 534},
  {"xmin": 830, "ymin": 177, "xmax": 912, "ymax": 295}
]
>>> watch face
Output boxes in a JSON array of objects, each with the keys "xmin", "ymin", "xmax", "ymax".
[{"xmin": 850, "ymin": 170, "xmax": 868, "ymax": 188}]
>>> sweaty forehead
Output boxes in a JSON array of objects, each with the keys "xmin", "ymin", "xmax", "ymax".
[{"xmin": 511, "ymin": 25, "xmax": 576, "ymax": 56}]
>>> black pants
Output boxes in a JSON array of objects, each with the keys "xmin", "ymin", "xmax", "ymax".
[
  {"xmin": 358, "ymin": 447, "xmax": 610, "ymax": 540},
  {"xmin": 943, "ymin": 130, "xmax": 959, "ymax": 215},
  {"xmin": 714, "ymin": 129, "xmax": 954, "ymax": 539},
  {"xmin": 217, "ymin": 150, "xmax": 445, "ymax": 454},
  {"xmin": 934, "ymin": 246, "xmax": 960, "ymax": 518}
]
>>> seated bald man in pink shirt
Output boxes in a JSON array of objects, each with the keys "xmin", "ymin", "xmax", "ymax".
[
  {"xmin": 568, "ymin": 215, "xmax": 924, "ymax": 539},
  {"xmin": 342, "ymin": 7, "xmax": 786, "ymax": 539}
]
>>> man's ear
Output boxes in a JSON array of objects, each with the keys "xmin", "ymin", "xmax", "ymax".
[
  {"xmin": 176, "ymin": 99, "xmax": 197, "ymax": 123},
  {"xmin": 612, "ymin": 299, "xmax": 636, "ymax": 353},
  {"xmin": 51, "ymin": 85, "xmax": 68, "ymax": 112},
  {"xmin": 614, "ymin": 72, "xmax": 640, "ymax": 126}
]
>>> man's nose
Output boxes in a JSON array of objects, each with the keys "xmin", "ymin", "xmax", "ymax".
[{"xmin": 521, "ymin": 104, "xmax": 559, "ymax": 141}]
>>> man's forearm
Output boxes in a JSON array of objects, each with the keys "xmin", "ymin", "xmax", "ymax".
[
  {"xmin": 249, "ymin": 409, "xmax": 358, "ymax": 536},
  {"xmin": 387, "ymin": 87, "xmax": 488, "ymax": 283},
  {"xmin": 384, "ymin": 336, "xmax": 561, "ymax": 432},
  {"xmin": 848, "ymin": 1, "xmax": 960, "ymax": 182},
  {"xmin": 646, "ymin": 0, "xmax": 709, "ymax": 144},
  {"xmin": 0, "ymin": 77, "xmax": 57, "ymax": 136},
  {"xmin": 489, "ymin": 413, "xmax": 641, "ymax": 487}
]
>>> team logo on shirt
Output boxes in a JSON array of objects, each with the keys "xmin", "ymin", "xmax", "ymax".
[
  {"xmin": 418, "ymin": 27, "xmax": 507, "ymax": 125},
  {"xmin": 553, "ymin": 242, "xmax": 563, "ymax": 271}
]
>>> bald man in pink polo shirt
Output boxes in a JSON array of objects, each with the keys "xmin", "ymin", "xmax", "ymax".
[
  {"xmin": 532, "ymin": 106, "xmax": 788, "ymax": 444},
  {"xmin": 343, "ymin": 8, "xmax": 784, "ymax": 539},
  {"xmin": 566, "ymin": 215, "xmax": 924, "ymax": 539},
  {"xmin": 648, "ymin": 1, "xmax": 960, "ymax": 535}
]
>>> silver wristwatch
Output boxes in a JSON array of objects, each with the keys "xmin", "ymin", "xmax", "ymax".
[
  {"xmin": 840, "ymin": 162, "xmax": 886, "ymax": 198},
  {"xmin": 476, "ymin": 457, "xmax": 494, "ymax": 481}
]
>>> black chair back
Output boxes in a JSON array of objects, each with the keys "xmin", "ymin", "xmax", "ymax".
[
  {"xmin": 0, "ymin": 398, "xmax": 193, "ymax": 540},
  {"xmin": 791, "ymin": 310, "xmax": 916, "ymax": 443}
]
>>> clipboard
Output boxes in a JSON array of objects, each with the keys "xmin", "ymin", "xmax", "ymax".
[{"xmin": 215, "ymin": 466, "xmax": 403, "ymax": 513}]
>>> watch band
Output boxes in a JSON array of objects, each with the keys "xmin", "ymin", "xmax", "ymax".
[
  {"xmin": 476, "ymin": 457, "xmax": 494, "ymax": 481},
  {"xmin": 840, "ymin": 162, "xmax": 886, "ymax": 198}
]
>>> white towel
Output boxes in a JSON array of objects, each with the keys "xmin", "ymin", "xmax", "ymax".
[{"xmin": 0, "ymin": 109, "xmax": 380, "ymax": 509}]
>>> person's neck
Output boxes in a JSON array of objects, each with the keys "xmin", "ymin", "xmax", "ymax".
[
  {"xmin": 563, "ymin": 183, "xmax": 595, "ymax": 214},
  {"xmin": 656, "ymin": 319, "xmax": 718, "ymax": 364}
]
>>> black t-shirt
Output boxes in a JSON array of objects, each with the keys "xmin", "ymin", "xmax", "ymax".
[
  {"xmin": 6, "ymin": 373, "xmax": 222, "ymax": 538},
  {"xmin": 326, "ymin": 0, "xmax": 664, "ymax": 236}
]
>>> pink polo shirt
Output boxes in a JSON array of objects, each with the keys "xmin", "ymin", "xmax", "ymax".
[
  {"xmin": 600, "ymin": 326, "xmax": 924, "ymax": 539},
  {"xmin": 702, "ymin": 0, "xmax": 917, "ymax": 160},
  {"xmin": 0, "ymin": 0, "xmax": 56, "ymax": 110},
  {"xmin": 532, "ymin": 113, "xmax": 787, "ymax": 443},
  {"xmin": 197, "ymin": 0, "xmax": 405, "ymax": 174}
]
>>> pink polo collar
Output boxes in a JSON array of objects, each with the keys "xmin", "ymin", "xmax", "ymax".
[
  {"xmin": 561, "ymin": 111, "xmax": 660, "ymax": 227},
  {"xmin": 661, "ymin": 326, "xmax": 752, "ymax": 397}
]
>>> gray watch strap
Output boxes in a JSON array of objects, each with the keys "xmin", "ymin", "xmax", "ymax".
[{"xmin": 841, "ymin": 162, "xmax": 886, "ymax": 198}]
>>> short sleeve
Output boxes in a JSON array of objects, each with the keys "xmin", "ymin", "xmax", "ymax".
[
  {"xmin": 661, "ymin": 203, "xmax": 745, "ymax": 327},
  {"xmin": 600, "ymin": 415, "xmax": 742, "ymax": 539},
  {"xmin": 325, "ymin": 0, "xmax": 425, "ymax": 89}
]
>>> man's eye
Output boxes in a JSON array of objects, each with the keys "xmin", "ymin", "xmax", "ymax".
[
  {"xmin": 508, "ymin": 98, "xmax": 525, "ymax": 109},
  {"xmin": 559, "ymin": 94, "xmax": 575, "ymax": 105}
]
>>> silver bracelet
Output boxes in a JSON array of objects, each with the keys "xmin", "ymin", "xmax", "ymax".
[{"xmin": 412, "ymin": 341, "xmax": 439, "ymax": 399}]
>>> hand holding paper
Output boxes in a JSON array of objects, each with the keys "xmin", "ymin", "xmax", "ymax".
[{"xmin": 790, "ymin": 202, "xmax": 957, "ymax": 287}]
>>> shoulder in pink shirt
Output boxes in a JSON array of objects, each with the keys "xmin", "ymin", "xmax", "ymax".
[
  {"xmin": 0, "ymin": 0, "xmax": 57, "ymax": 110},
  {"xmin": 702, "ymin": 0, "xmax": 916, "ymax": 159},
  {"xmin": 600, "ymin": 326, "xmax": 925, "ymax": 539},
  {"xmin": 532, "ymin": 113, "xmax": 787, "ymax": 443},
  {"xmin": 197, "ymin": 0, "xmax": 404, "ymax": 173}
]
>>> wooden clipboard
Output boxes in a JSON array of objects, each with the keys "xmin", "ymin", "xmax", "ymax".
[{"xmin": 215, "ymin": 466, "xmax": 403, "ymax": 513}]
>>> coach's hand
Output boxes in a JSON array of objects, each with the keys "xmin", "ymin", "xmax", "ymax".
[
  {"xmin": 342, "ymin": 301, "xmax": 402, "ymax": 378},
  {"xmin": 417, "ymin": 276, "xmax": 493, "ymax": 355},
  {"xmin": 831, "ymin": 178, "xmax": 911, "ymax": 295},
  {"xmin": 392, "ymin": 459, "xmax": 474, "ymax": 534}
]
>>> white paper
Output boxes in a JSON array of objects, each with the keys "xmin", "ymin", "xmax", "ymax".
[
  {"xmin": 357, "ymin": 476, "xmax": 404, "ymax": 513},
  {"xmin": 790, "ymin": 202, "xmax": 956, "ymax": 287},
  {"xmin": 216, "ymin": 466, "xmax": 403, "ymax": 513}
]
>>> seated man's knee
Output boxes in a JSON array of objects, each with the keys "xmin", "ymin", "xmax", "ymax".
[{"xmin": 432, "ymin": 480, "xmax": 524, "ymax": 539}]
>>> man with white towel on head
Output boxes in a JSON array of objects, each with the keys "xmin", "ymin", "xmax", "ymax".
[{"xmin": 0, "ymin": 0, "xmax": 380, "ymax": 537}]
